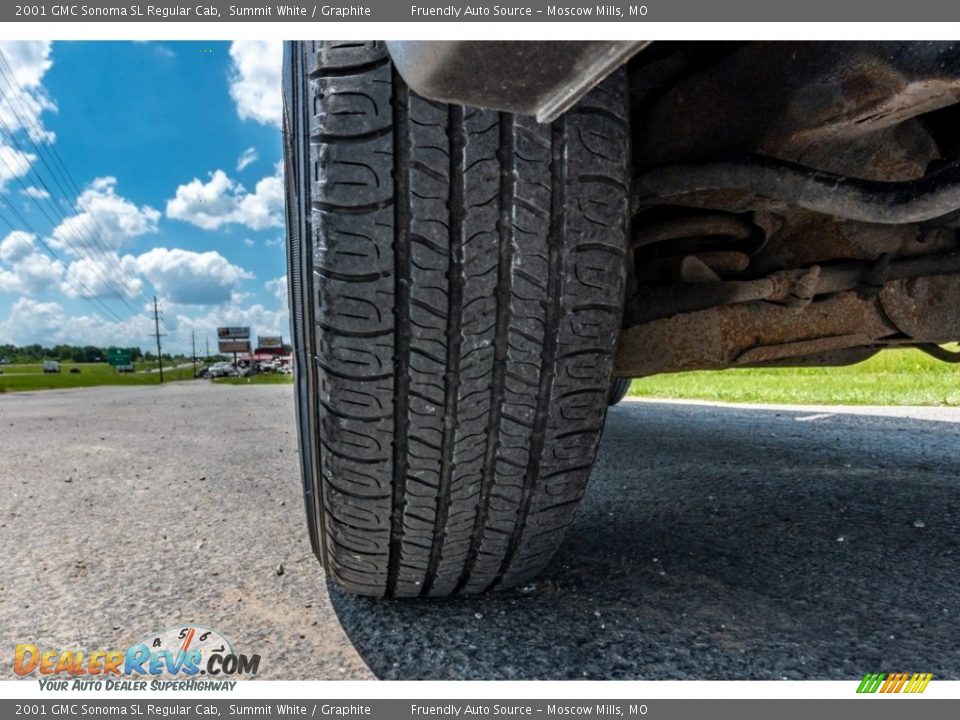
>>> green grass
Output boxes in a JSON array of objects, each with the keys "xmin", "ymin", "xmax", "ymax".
[
  {"xmin": 0, "ymin": 362, "xmax": 197, "ymax": 392},
  {"xmin": 137, "ymin": 359, "xmax": 189, "ymax": 372},
  {"xmin": 4, "ymin": 347, "xmax": 957, "ymax": 405},
  {"xmin": 628, "ymin": 347, "xmax": 960, "ymax": 406}
]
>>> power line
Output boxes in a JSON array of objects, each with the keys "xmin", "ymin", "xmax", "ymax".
[
  {"xmin": 0, "ymin": 98, "xmax": 142, "ymax": 311},
  {"xmin": 0, "ymin": 48, "xmax": 146, "ymax": 313},
  {"xmin": 0, "ymin": 122, "xmax": 141, "ymax": 310},
  {"xmin": 0, "ymin": 157, "xmax": 131, "ymax": 322},
  {"xmin": 152, "ymin": 295, "xmax": 164, "ymax": 383},
  {"xmin": 0, "ymin": 124, "xmax": 142, "ymax": 313},
  {"xmin": 0, "ymin": 192, "xmax": 127, "ymax": 323},
  {"xmin": 0, "ymin": 48, "xmax": 148, "ymax": 302}
]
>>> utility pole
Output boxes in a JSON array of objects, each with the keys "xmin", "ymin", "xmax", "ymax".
[
  {"xmin": 205, "ymin": 336, "xmax": 210, "ymax": 360},
  {"xmin": 191, "ymin": 330, "xmax": 197, "ymax": 378},
  {"xmin": 153, "ymin": 296, "xmax": 164, "ymax": 383}
]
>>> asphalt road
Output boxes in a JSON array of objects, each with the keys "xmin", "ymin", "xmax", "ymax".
[{"xmin": 2, "ymin": 383, "xmax": 958, "ymax": 680}]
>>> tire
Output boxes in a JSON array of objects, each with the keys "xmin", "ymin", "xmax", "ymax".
[
  {"xmin": 608, "ymin": 377, "xmax": 631, "ymax": 406},
  {"xmin": 283, "ymin": 41, "xmax": 630, "ymax": 597}
]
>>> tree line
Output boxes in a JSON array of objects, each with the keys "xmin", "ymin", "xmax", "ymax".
[{"xmin": 0, "ymin": 344, "xmax": 160, "ymax": 364}]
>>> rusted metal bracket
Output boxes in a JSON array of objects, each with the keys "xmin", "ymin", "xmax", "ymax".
[
  {"xmin": 615, "ymin": 273, "xmax": 960, "ymax": 377},
  {"xmin": 625, "ymin": 250, "xmax": 960, "ymax": 326}
]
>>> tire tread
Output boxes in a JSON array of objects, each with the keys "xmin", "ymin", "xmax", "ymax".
[{"xmin": 292, "ymin": 41, "xmax": 629, "ymax": 597}]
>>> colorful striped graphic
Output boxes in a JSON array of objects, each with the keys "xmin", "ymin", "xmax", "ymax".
[{"xmin": 857, "ymin": 672, "xmax": 933, "ymax": 694}]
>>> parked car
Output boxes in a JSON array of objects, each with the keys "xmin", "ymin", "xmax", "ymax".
[
  {"xmin": 42, "ymin": 361, "xmax": 61, "ymax": 374},
  {"xmin": 207, "ymin": 362, "xmax": 237, "ymax": 378}
]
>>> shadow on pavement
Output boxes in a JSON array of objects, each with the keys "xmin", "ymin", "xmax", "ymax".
[{"xmin": 329, "ymin": 401, "xmax": 960, "ymax": 680}]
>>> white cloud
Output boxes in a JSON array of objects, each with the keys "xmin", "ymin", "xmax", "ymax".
[
  {"xmin": 1, "ymin": 264, "xmax": 289, "ymax": 355},
  {"xmin": 21, "ymin": 186, "xmax": 50, "ymax": 199},
  {"xmin": 135, "ymin": 247, "xmax": 254, "ymax": 305},
  {"xmin": 0, "ymin": 296, "xmax": 154, "ymax": 348},
  {"xmin": 50, "ymin": 177, "xmax": 160, "ymax": 255},
  {"xmin": 0, "ymin": 231, "xmax": 63, "ymax": 296},
  {"xmin": 165, "ymin": 164, "xmax": 283, "ymax": 231},
  {"xmin": 0, "ymin": 41, "xmax": 56, "ymax": 143},
  {"xmin": 265, "ymin": 275, "xmax": 287, "ymax": 305},
  {"xmin": 0, "ymin": 297, "xmax": 63, "ymax": 340},
  {"xmin": 236, "ymin": 146, "xmax": 258, "ymax": 172},
  {"xmin": 0, "ymin": 230, "xmax": 140, "ymax": 302},
  {"xmin": 0, "ymin": 144, "xmax": 36, "ymax": 190},
  {"xmin": 228, "ymin": 41, "xmax": 282, "ymax": 127},
  {"xmin": 165, "ymin": 170, "xmax": 237, "ymax": 231},
  {"xmin": 173, "ymin": 297, "xmax": 290, "ymax": 350},
  {"xmin": 0, "ymin": 230, "xmax": 34, "ymax": 264},
  {"xmin": 62, "ymin": 254, "xmax": 142, "ymax": 299},
  {"xmin": 233, "ymin": 169, "xmax": 283, "ymax": 230},
  {"xmin": 243, "ymin": 238, "xmax": 255, "ymax": 247}
]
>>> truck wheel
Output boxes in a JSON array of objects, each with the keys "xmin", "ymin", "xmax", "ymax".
[
  {"xmin": 283, "ymin": 41, "xmax": 630, "ymax": 597},
  {"xmin": 608, "ymin": 378, "xmax": 631, "ymax": 406}
]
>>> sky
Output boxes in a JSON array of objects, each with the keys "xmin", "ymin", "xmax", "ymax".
[{"xmin": 0, "ymin": 40, "xmax": 288, "ymax": 355}]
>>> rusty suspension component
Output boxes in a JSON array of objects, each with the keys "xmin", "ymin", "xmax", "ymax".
[
  {"xmin": 637, "ymin": 154, "xmax": 960, "ymax": 225},
  {"xmin": 631, "ymin": 214, "xmax": 754, "ymax": 248},
  {"xmin": 615, "ymin": 273, "xmax": 960, "ymax": 378},
  {"xmin": 625, "ymin": 250, "xmax": 960, "ymax": 326}
]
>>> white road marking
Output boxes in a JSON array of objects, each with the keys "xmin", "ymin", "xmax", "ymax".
[{"xmin": 795, "ymin": 413, "xmax": 835, "ymax": 422}]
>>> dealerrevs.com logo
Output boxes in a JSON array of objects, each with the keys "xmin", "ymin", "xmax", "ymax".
[{"xmin": 14, "ymin": 625, "xmax": 260, "ymax": 691}]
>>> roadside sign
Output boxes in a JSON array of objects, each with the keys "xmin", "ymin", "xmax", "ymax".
[
  {"xmin": 107, "ymin": 348, "xmax": 132, "ymax": 367},
  {"xmin": 257, "ymin": 336, "xmax": 283, "ymax": 349},
  {"xmin": 218, "ymin": 339, "xmax": 251, "ymax": 354},
  {"xmin": 217, "ymin": 326, "xmax": 250, "ymax": 339}
]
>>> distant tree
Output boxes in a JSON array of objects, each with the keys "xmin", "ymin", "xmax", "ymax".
[{"xmin": 1, "ymin": 343, "xmax": 145, "ymax": 363}]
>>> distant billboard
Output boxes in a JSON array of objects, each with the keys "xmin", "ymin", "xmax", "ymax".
[
  {"xmin": 218, "ymin": 340, "xmax": 251, "ymax": 354},
  {"xmin": 258, "ymin": 336, "xmax": 283, "ymax": 349},
  {"xmin": 217, "ymin": 326, "xmax": 250, "ymax": 340}
]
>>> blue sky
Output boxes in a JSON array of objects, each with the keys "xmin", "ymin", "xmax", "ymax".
[{"xmin": 0, "ymin": 40, "xmax": 288, "ymax": 354}]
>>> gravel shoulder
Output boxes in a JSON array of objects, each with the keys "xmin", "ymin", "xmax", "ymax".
[
  {"xmin": 0, "ymin": 382, "xmax": 370, "ymax": 681},
  {"xmin": 2, "ymin": 383, "xmax": 958, "ymax": 680}
]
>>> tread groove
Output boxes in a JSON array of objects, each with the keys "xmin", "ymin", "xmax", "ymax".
[
  {"xmin": 422, "ymin": 104, "xmax": 466, "ymax": 597},
  {"xmin": 489, "ymin": 119, "xmax": 566, "ymax": 592},
  {"xmin": 454, "ymin": 112, "xmax": 514, "ymax": 595},
  {"xmin": 386, "ymin": 72, "xmax": 411, "ymax": 598}
]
